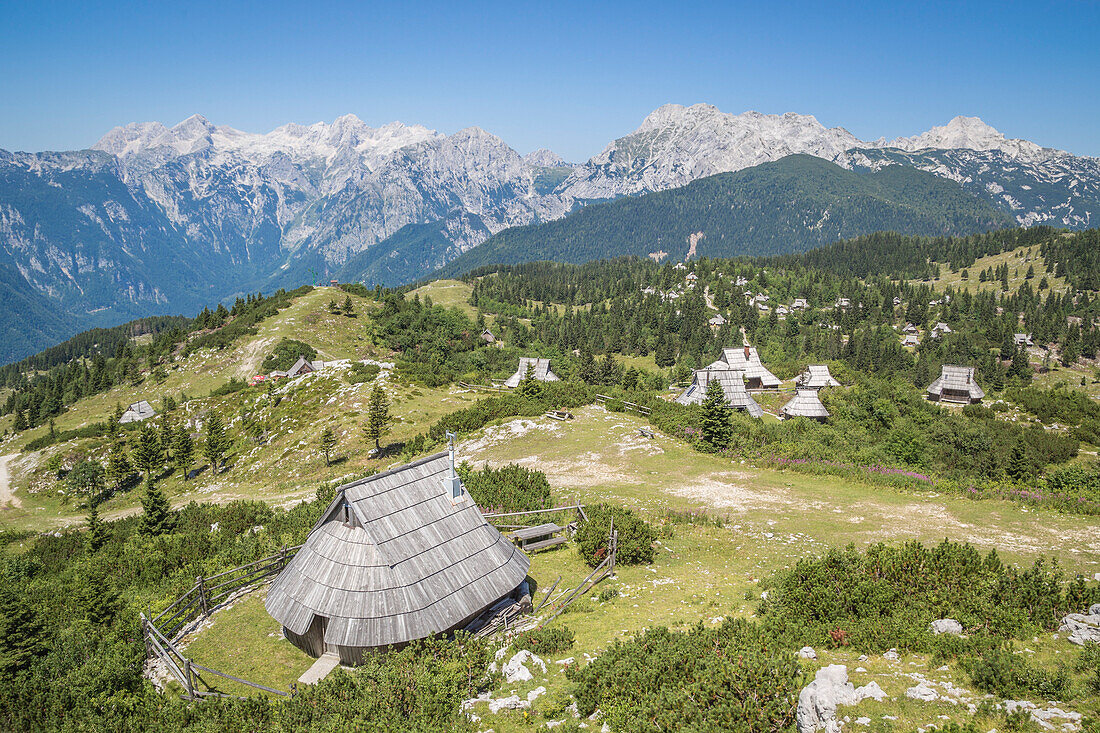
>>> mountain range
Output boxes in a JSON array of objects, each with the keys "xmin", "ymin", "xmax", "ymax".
[{"xmin": 2, "ymin": 103, "xmax": 1098, "ymax": 362}]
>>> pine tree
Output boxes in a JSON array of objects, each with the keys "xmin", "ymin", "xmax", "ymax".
[
  {"xmin": 327, "ymin": 299, "xmax": 339, "ymax": 314},
  {"xmin": 11, "ymin": 410, "xmax": 25, "ymax": 432},
  {"xmin": 86, "ymin": 504, "xmax": 107, "ymax": 553},
  {"xmin": 577, "ymin": 351, "xmax": 599, "ymax": 383},
  {"xmin": 1006, "ymin": 442, "xmax": 1032, "ymax": 482},
  {"xmin": 363, "ymin": 386, "xmax": 393, "ymax": 453},
  {"xmin": 81, "ymin": 565, "xmax": 119, "ymax": 627},
  {"xmin": 517, "ymin": 363, "xmax": 544, "ymax": 399},
  {"xmin": 0, "ymin": 574, "xmax": 46, "ymax": 678},
  {"xmin": 68, "ymin": 459, "xmax": 106, "ymax": 503},
  {"xmin": 173, "ymin": 427, "xmax": 195, "ymax": 480},
  {"xmin": 700, "ymin": 379, "xmax": 732, "ymax": 449},
  {"xmin": 140, "ymin": 475, "xmax": 174, "ymax": 536},
  {"xmin": 131, "ymin": 423, "xmax": 161, "ymax": 479},
  {"xmin": 320, "ymin": 426, "xmax": 338, "ymax": 467},
  {"xmin": 342, "ymin": 295, "xmax": 355, "ymax": 317},
  {"xmin": 105, "ymin": 440, "xmax": 131, "ymax": 492},
  {"xmin": 203, "ymin": 412, "xmax": 231, "ymax": 473}
]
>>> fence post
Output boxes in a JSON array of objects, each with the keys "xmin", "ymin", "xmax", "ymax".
[
  {"xmin": 280, "ymin": 544, "xmax": 287, "ymax": 569},
  {"xmin": 184, "ymin": 658, "xmax": 195, "ymax": 700},
  {"xmin": 140, "ymin": 613, "xmax": 152, "ymax": 659},
  {"xmin": 197, "ymin": 575, "xmax": 208, "ymax": 617}
]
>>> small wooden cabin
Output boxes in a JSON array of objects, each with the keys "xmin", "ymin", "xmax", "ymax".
[
  {"xmin": 676, "ymin": 369, "xmax": 764, "ymax": 418},
  {"xmin": 780, "ymin": 390, "xmax": 830, "ymax": 422},
  {"xmin": 119, "ymin": 400, "xmax": 156, "ymax": 423},
  {"xmin": 795, "ymin": 365, "xmax": 840, "ymax": 390},
  {"xmin": 704, "ymin": 345, "xmax": 781, "ymax": 391},
  {"xmin": 504, "ymin": 358, "xmax": 560, "ymax": 388},
  {"xmin": 927, "ymin": 365, "xmax": 985, "ymax": 404},
  {"xmin": 265, "ymin": 450, "xmax": 530, "ymax": 664}
]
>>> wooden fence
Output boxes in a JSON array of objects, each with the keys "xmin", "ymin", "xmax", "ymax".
[
  {"xmin": 142, "ymin": 544, "xmax": 303, "ymax": 700},
  {"xmin": 595, "ymin": 394, "xmax": 651, "ymax": 416}
]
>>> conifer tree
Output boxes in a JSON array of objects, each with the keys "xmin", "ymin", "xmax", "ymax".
[
  {"xmin": 1006, "ymin": 442, "xmax": 1032, "ymax": 482},
  {"xmin": 0, "ymin": 573, "xmax": 46, "ymax": 678},
  {"xmin": 86, "ymin": 504, "xmax": 107, "ymax": 553},
  {"xmin": 131, "ymin": 423, "xmax": 161, "ymax": 479},
  {"xmin": 140, "ymin": 475, "xmax": 174, "ymax": 536},
  {"xmin": 81, "ymin": 564, "xmax": 118, "ymax": 627},
  {"xmin": 105, "ymin": 440, "xmax": 131, "ymax": 492},
  {"xmin": 68, "ymin": 459, "xmax": 106, "ymax": 504},
  {"xmin": 517, "ymin": 363, "xmax": 544, "ymax": 399},
  {"xmin": 173, "ymin": 426, "xmax": 195, "ymax": 480},
  {"xmin": 363, "ymin": 386, "xmax": 393, "ymax": 453},
  {"xmin": 700, "ymin": 379, "xmax": 732, "ymax": 449},
  {"xmin": 342, "ymin": 295, "xmax": 355, "ymax": 317},
  {"xmin": 320, "ymin": 426, "xmax": 338, "ymax": 466},
  {"xmin": 203, "ymin": 412, "xmax": 231, "ymax": 473}
]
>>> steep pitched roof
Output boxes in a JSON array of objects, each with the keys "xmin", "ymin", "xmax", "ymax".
[
  {"xmin": 927, "ymin": 365, "xmax": 985, "ymax": 400},
  {"xmin": 119, "ymin": 400, "xmax": 156, "ymax": 423},
  {"xmin": 265, "ymin": 452, "xmax": 530, "ymax": 649},
  {"xmin": 503, "ymin": 357, "xmax": 560, "ymax": 388},
  {"xmin": 704, "ymin": 346, "xmax": 781, "ymax": 388},
  {"xmin": 676, "ymin": 369, "xmax": 764, "ymax": 417},
  {"xmin": 781, "ymin": 390, "xmax": 830, "ymax": 420},
  {"xmin": 286, "ymin": 356, "xmax": 315, "ymax": 378},
  {"xmin": 796, "ymin": 365, "xmax": 840, "ymax": 389}
]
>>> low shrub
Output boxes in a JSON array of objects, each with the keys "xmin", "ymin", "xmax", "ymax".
[
  {"xmin": 457, "ymin": 462, "xmax": 552, "ymax": 513},
  {"xmin": 511, "ymin": 626, "xmax": 575, "ymax": 655},
  {"xmin": 576, "ymin": 504, "xmax": 654, "ymax": 567},
  {"xmin": 963, "ymin": 645, "xmax": 1070, "ymax": 699},
  {"xmin": 568, "ymin": 619, "xmax": 804, "ymax": 732},
  {"xmin": 261, "ymin": 338, "xmax": 317, "ymax": 372},
  {"xmin": 1077, "ymin": 643, "xmax": 1100, "ymax": 695},
  {"xmin": 345, "ymin": 362, "xmax": 381, "ymax": 385}
]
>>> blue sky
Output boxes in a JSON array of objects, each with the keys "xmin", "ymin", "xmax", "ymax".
[{"xmin": 1, "ymin": 0, "xmax": 1098, "ymax": 160}]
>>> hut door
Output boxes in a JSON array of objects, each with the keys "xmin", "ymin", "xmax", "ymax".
[{"xmin": 304, "ymin": 614, "xmax": 328, "ymax": 658}]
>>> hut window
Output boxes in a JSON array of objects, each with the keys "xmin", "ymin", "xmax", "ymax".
[{"xmin": 342, "ymin": 501, "xmax": 351, "ymax": 525}]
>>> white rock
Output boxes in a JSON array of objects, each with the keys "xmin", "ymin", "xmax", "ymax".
[
  {"xmin": 930, "ymin": 619, "xmax": 963, "ymax": 636},
  {"xmin": 799, "ymin": 647, "xmax": 818, "ymax": 660},
  {"xmin": 1090, "ymin": 603, "xmax": 1100, "ymax": 616},
  {"xmin": 883, "ymin": 649, "xmax": 900, "ymax": 661},
  {"xmin": 503, "ymin": 650, "xmax": 547, "ymax": 683},
  {"xmin": 797, "ymin": 665, "xmax": 887, "ymax": 733},
  {"xmin": 906, "ymin": 684, "xmax": 939, "ymax": 702},
  {"xmin": 1058, "ymin": 613, "xmax": 1100, "ymax": 645},
  {"xmin": 488, "ymin": 694, "xmax": 529, "ymax": 713},
  {"xmin": 527, "ymin": 686, "xmax": 547, "ymax": 703},
  {"xmin": 856, "ymin": 718, "xmax": 871, "ymax": 726}
]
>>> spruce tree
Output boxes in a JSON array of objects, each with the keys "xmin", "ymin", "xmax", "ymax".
[
  {"xmin": 131, "ymin": 423, "xmax": 161, "ymax": 479},
  {"xmin": 86, "ymin": 504, "xmax": 107, "ymax": 553},
  {"xmin": 81, "ymin": 564, "xmax": 118, "ymax": 627},
  {"xmin": 320, "ymin": 426, "xmax": 338, "ymax": 466},
  {"xmin": 700, "ymin": 379, "xmax": 732, "ymax": 449},
  {"xmin": 342, "ymin": 295, "xmax": 355, "ymax": 317},
  {"xmin": 0, "ymin": 573, "xmax": 46, "ymax": 679},
  {"xmin": 517, "ymin": 363, "xmax": 544, "ymax": 400},
  {"xmin": 173, "ymin": 427, "xmax": 194, "ymax": 480},
  {"xmin": 1006, "ymin": 442, "xmax": 1032, "ymax": 482},
  {"xmin": 140, "ymin": 475, "xmax": 174, "ymax": 536},
  {"xmin": 363, "ymin": 386, "xmax": 393, "ymax": 452},
  {"xmin": 105, "ymin": 440, "xmax": 131, "ymax": 492},
  {"xmin": 203, "ymin": 412, "xmax": 231, "ymax": 473}
]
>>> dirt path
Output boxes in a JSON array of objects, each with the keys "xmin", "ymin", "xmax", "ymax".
[
  {"xmin": 236, "ymin": 336, "xmax": 275, "ymax": 378},
  {"xmin": 0, "ymin": 453, "xmax": 20, "ymax": 509}
]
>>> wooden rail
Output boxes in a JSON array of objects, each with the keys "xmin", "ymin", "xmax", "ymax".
[
  {"xmin": 595, "ymin": 394, "xmax": 652, "ymax": 415},
  {"xmin": 142, "ymin": 545, "xmax": 303, "ymax": 701}
]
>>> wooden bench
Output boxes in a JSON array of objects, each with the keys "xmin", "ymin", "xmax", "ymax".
[
  {"xmin": 523, "ymin": 536, "xmax": 569, "ymax": 552},
  {"xmin": 545, "ymin": 410, "xmax": 574, "ymax": 421},
  {"xmin": 638, "ymin": 427, "xmax": 655, "ymax": 438},
  {"xmin": 509, "ymin": 522, "xmax": 566, "ymax": 552}
]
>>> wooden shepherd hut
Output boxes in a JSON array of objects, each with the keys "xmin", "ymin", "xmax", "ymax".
[
  {"xmin": 504, "ymin": 357, "xmax": 560, "ymax": 388},
  {"xmin": 704, "ymin": 345, "xmax": 781, "ymax": 391},
  {"xmin": 265, "ymin": 449, "xmax": 531, "ymax": 664},
  {"xmin": 780, "ymin": 389, "xmax": 830, "ymax": 422},
  {"xmin": 795, "ymin": 365, "xmax": 840, "ymax": 390},
  {"xmin": 119, "ymin": 400, "xmax": 156, "ymax": 423},
  {"xmin": 676, "ymin": 369, "xmax": 764, "ymax": 418},
  {"xmin": 927, "ymin": 365, "xmax": 985, "ymax": 404}
]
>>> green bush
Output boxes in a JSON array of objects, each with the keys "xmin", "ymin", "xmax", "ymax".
[
  {"xmin": 511, "ymin": 626, "xmax": 575, "ymax": 655},
  {"xmin": 963, "ymin": 645, "xmax": 1070, "ymax": 699},
  {"xmin": 568, "ymin": 619, "xmax": 804, "ymax": 732},
  {"xmin": 345, "ymin": 362, "xmax": 381, "ymax": 385},
  {"xmin": 260, "ymin": 338, "xmax": 317, "ymax": 372},
  {"xmin": 1077, "ymin": 642, "xmax": 1100, "ymax": 695},
  {"xmin": 576, "ymin": 504, "xmax": 654, "ymax": 567},
  {"xmin": 457, "ymin": 462, "xmax": 552, "ymax": 513}
]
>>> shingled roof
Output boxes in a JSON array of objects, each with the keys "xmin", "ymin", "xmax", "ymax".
[
  {"xmin": 795, "ymin": 365, "xmax": 840, "ymax": 390},
  {"xmin": 780, "ymin": 390, "xmax": 830, "ymax": 421},
  {"xmin": 927, "ymin": 365, "xmax": 985, "ymax": 403},
  {"xmin": 504, "ymin": 357, "xmax": 560, "ymax": 388},
  {"xmin": 704, "ymin": 346, "xmax": 781, "ymax": 390},
  {"xmin": 265, "ymin": 452, "xmax": 530, "ymax": 654},
  {"xmin": 676, "ymin": 369, "xmax": 764, "ymax": 418},
  {"xmin": 119, "ymin": 400, "xmax": 156, "ymax": 423}
]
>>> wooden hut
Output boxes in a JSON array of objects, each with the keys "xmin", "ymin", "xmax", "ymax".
[
  {"xmin": 504, "ymin": 358, "xmax": 560, "ymax": 388},
  {"xmin": 780, "ymin": 390, "xmax": 830, "ymax": 422},
  {"xmin": 1014, "ymin": 333, "xmax": 1033, "ymax": 347},
  {"xmin": 480, "ymin": 328, "xmax": 496, "ymax": 344},
  {"xmin": 927, "ymin": 365, "xmax": 985, "ymax": 404},
  {"xmin": 704, "ymin": 345, "xmax": 780, "ymax": 391},
  {"xmin": 795, "ymin": 365, "xmax": 840, "ymax": 390},
  {"xmin": 675, "ymin": 369, "xmax": 764, "ymax": 418},
  {"xmin": 119, "ymin": 400, "xmax": 156, "ymax": 423},
  {"xmin": 285, "ymin": 356, "xmax": 317, "ymax": 379},
  {"xmin": 265, "ymin": 449, "xmax": 530, "ymax": 664}
]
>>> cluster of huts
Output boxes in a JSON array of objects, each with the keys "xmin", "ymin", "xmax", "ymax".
[{"xmin": 251, "ymin": 356, "xmax": 344, "ymax": 386}]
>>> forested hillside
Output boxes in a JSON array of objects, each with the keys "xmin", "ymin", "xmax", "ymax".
[{"xmin": 439, "ymin": 154, "xmax": 1012, "ymax": 277}]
